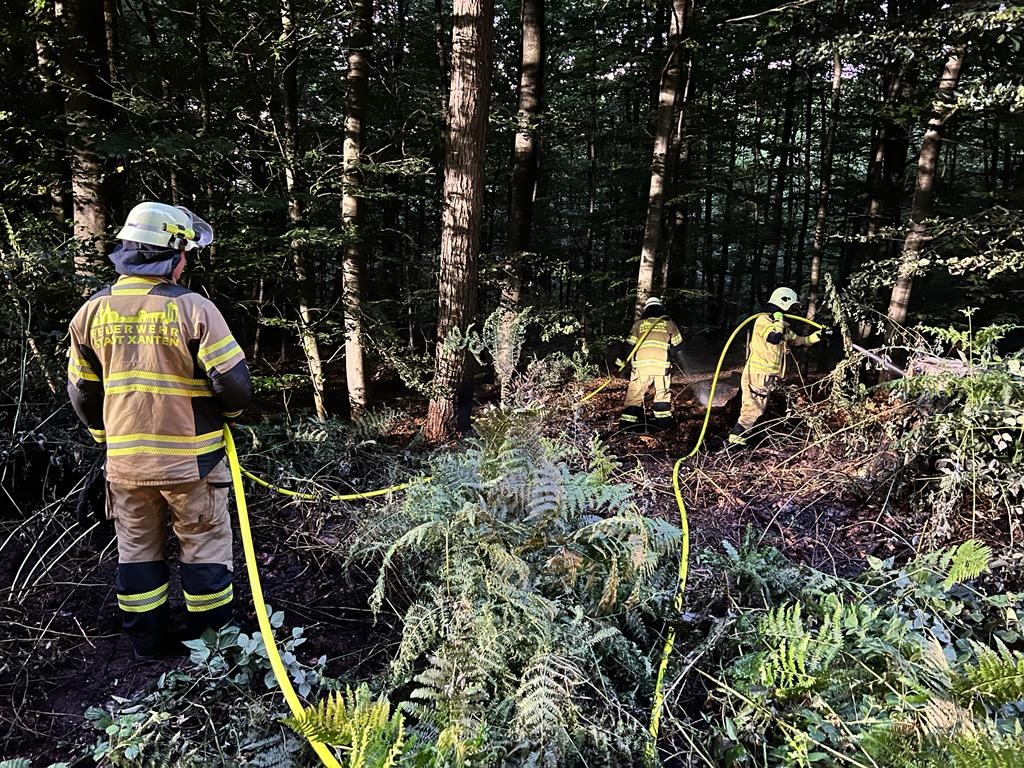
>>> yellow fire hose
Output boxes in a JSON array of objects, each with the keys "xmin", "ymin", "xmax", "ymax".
[
  {"xmin": 224, "ymin": 427, "xmax": 343, "ymax": 767},
  {"xmin": 644, "ymin": 312, "xmax": 824, "ymax": 763},
  {"xmin": 224, "ymin": 311, "xmax": 823, "ymax": 767}
]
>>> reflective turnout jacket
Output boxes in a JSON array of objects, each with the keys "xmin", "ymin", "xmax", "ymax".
[
  {"xmin": 746, "ymin": 312, "xmax": 812, "ymax": 377},
  {"xmin": 68, "ymin": 275, "xmax": 251, "ymax": 485},
  {"xmin": 626, "ymin": 315, "xmax": 683, "ymax": 373}
]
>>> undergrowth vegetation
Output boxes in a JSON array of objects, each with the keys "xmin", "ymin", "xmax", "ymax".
[
  {"xmin": 342, "ymin": 407, "xmax": 680, "ymax": 766},
  {"xmin": 667, "ymin": 537, "xmax": 1024, "ymax": 767}
]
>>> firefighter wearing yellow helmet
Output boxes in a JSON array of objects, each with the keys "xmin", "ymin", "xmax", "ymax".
[
  {"xmin": 67, "ymin": 202, "xmax": 250, "ymax": 660},
  {"xmin": 728, "ymin": 287, "xmax": 821, "ymax": 447},
  {"xmin": 617, "ymin": 296, "xmax": 685, "ymax": 430}
]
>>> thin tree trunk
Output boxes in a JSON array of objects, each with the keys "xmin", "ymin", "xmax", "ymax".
[
  {"xmin": 423, "ymin": 0, "xmax": 494, "ymax": 441},
  {"xmin": 495, "ymin": 0, "xmax": 544, "ymax": 396},
  {"xmin": 35, "ymin": 3, "xmax": 72, "ymax": 224},
  {"xmin": 280, "ymin": 0, "xmax": 328, "ymax": 421},
  {"xmin": 58, "ymin": 0, "xmax": 112, "ymax": 279},
  {"xmin": 662, "ymin": 54, "xmax": 695, "ymax": 293},
  {"xmin": 767, "ymin": 65, "xmax": 797, "ymax": 294},
  {"xmin": 634, "ymin": 0, "xmax": 688, "ymax": 318},
  {"xmin": 794, "ymin": 73, "xmax": 813, "ymax": 289},
  {"xmin": 806, "ymin": 50, "xmax": 842, "ymax": 320},
  {"xmin": 341, "ymin": 0, "xmax": 372, "ymax": 416},
  {"xmin": 886, "ymin": 46, "xmax": 965, "ymax": 328}
]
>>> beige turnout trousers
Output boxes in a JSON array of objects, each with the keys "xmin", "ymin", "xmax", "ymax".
[
  {"xmin": 107, "ymin": 459, "xmax": 233, "ymax": 567},
  {"xmin": 106, "ymin": 459, "xmax": 235, "ymax": 651},
  {"xmin": 619, "ymin": 371, "xmax": 673, "ymax": 426},
  {"xmin": 736, "ymin": 369, "xmax": 776, "ymax": 432}
]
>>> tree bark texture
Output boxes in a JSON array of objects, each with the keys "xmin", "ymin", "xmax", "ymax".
[
  {"xmin": 341, "ymin": 0, "xmax": 373, "ymax": 416},
  {"xmin": 633, "ymin": 0, "xmax": 688, "ymax": 319},
  {"xmin": 886, "ymin": 46, "xmax": 965, "ymax": 328},
  {"xmin": 280, "ymin": 0, "xmax": 328, "ymax": 421},
  {"xmin": 495, "ymin": 0, "xmax": 544, "ymax": 394},
  {"xmin": 806, "ymin": 50, "xmax": 842, "ymax": 320},
  {"xmin": 423, "ymin": 0, "xmax": 494, "ymax": 441},
  {"xmin": 58, "ymin": 0, "xmax": 113, "ymax": 279}
]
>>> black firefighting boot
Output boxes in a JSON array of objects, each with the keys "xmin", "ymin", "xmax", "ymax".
[
  {"xmin": 618, "ymin": 405, "xmax": 644, "ymax": 431},
  {"xmin": 117, "ymin": 561, "xmax": 171, "ymax": 661},
  {"xmin": 181, "ymin": 563, "xmax": 235, "ymax": 639},
  {"xmin": 650, "ymin": 403, "xmax": 674, "ymax": 431}
]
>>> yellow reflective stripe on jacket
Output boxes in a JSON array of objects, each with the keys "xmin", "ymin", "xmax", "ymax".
[
  {"xmin": 106, "ymin": 430, "xmax": 225, "ymax": 457},
  {"xmin": 88, "ymin": 427, "xmax": 106, "ymax": 443},
  {"xmin": 107, "ymin": 371, "xmax": 206, "ymax": 385},
  {"xmin": 111, "ymin": 276, "xmax": 161, "ymax": 296},
  {"xmin": 183, "ymin": 584, "xmax": 233, "ymax": 612},
  {"xmin": 117, "ymin": 582, "xmax": 169, "ymax": 613},
  {"xmin": 68, "ymin": 352, "xmax": 100, "ymax": 382},
  {"xmin": 104, "ymin": 370, "xmax": 212, "ymax": 397},
  {"xmin": 199, "ymin": 334, "xmax": 243, "ymax": 371}
]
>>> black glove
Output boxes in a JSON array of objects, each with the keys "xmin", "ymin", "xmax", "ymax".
[
  {"xmin": 670, "ymin": 347, "xmax": 686, "ymax": 371},
  {"xmin": 74, "ymin": 455, "xmax": 107, "ymax": 527},
  {"xmin": 606, "ymin": 341, "xmax": 632, "ymax": 379}
]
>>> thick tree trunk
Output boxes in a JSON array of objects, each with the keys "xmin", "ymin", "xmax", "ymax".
[
  {"xmin": 886, "ymin": 46, "xmax": 965, "ymax": 328},
  {"xmin": 280, "ymin": 0, "xmax": 328, "ymax": 421},
  {"xmin": 58, "ymin": 0, "xmax": 113, "ymax": 280},
  {"xmin": 634, "ymin": 0, "xmax": 688, "ymax": 318},
  {"xmin": 423, "ymin": 0, "xmax": 494, "ymax": 441},
  {"xmin": 806, "ymin": 51, "xmax": 842, "ymax": 320},
  {"xmin": 495, "ymin": 0, "xmax": 544, "ymax": 396},
  {"xmin": 794, "ymin": 74, "xmax": 813, "ymax": 288},
  {"xmin": 341, "ymin": 0, "xmax": 373, "ymax": 416}
]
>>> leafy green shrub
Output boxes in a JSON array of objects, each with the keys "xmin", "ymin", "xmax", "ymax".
[
  {"xmin": 890, "ymin": 317, "xmax": 1023, "ymax": 550},
  {"xmin": 349, "ymin": 408, "xmax": 680, "ymax": 767},
  {"xmin": 234, "ymin": 411, "xmax": 421, "ymax": 504},
  {"xmin": 85, "ymin": 614, "xmax": 325, "ymax": 767},
  {"xmin": 668, "ymin": 539, "xmax": 1024, "ymax": 768}
]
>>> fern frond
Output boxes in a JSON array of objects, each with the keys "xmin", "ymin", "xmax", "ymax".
[
  {"xmin": 513, "ymin": 651, "xmax": 581, "ymax": 747},
  {"xmin": 284, "ymin": 684, "xmax": 406, "ymax": 767},
  {"xmin": 955, "ymin": 638, "xmax": 1024, "ymax": 706},
  {"xmin": 943, "ymin": 540, "xmax": 992, "ymax": 588}
]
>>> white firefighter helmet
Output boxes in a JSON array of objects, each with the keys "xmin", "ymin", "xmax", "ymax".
[
  {"xmin": 116, "ymin": 202, "xmax": 214, "ymax": 251},
  {"xmin": 644, "ymin": 296, "xmax": 664, "ymax": 309},
  {"xmin": 768, "ymin": 286, "xmax": 800, "ymax": 311}
]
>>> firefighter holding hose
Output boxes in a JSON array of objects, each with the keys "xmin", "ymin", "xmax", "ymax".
[
  {"xmin": 67, "ymin": 202, "xmax": 251, "ymax": 660},
  {"xmin": 728, "ymin": 287, "xmax": 821, "ymax": 448}
]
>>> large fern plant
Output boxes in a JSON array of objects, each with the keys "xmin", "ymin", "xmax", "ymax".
[
  {"xmin": 350, "ymin": 407, "xmax": 680, "ymax": 767},
  {"xmin": 675, "ymin": 538, "xmax": 1024, "ymax": 768}
]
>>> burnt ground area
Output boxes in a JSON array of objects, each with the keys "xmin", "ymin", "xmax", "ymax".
[
  {"xmin": 573, "ymin": 369, "xmax": 913, "ymax": 577},
  {"xmin": 1, "ymin": 370, "xmax": 912, "ymax": 765}
]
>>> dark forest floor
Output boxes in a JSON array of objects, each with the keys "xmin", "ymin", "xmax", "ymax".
[{"xmin": 0, "ymin": 368, "xmax": 913, "ymax": 765}]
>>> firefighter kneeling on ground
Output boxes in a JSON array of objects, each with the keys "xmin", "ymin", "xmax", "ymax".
[
  {"xmin": 617, "ymin": 296, "xmax": 685, "ymax": 431},
  {"xmin": 728, "ymin": 286, "xmax": 821, "ymax": 448},
  {"xmin": 68, "ymin": 202, "xmax": 251, "ymax": 661}
]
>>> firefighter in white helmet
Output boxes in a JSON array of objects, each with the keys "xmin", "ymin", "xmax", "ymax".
[
  {"xmin": 728, "ymin": 287, "xmax": 821, "ymax": 447},
  {"xmin": 617, "ymin": 296, "xmax": 685, "ymax": 430},
  {"xmin": 67, "ymin": 202, "xmax": 250, "ymax": 660}
]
